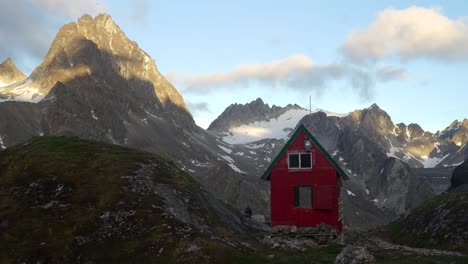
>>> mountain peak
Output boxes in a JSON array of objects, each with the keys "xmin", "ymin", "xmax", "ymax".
[
  {"xmin": 0, "ymin": 57, "xmax": 26, "ymax": 84},
  {"xmin": 368, "ymin": 103, "xmax": 381, "ymax": 110},
  {"xmin": 77, "ymin": 14, "xmax": 93, "ymax": 24},
  {"xmin": 252, "ymin": 97, "xmax": 265, "ymax": 104},
  {"xmin": 76, "ymin": 13, "xmax": 119, "ymax": 35},
  {"xmin": 77, "ymin": 13, "xmax": 114, "ymax": 24},
  {"xmin": 2, "ymin": 58, "xmax": 13, "ymax": 66},
  {"xmin": 28, "ymin": 13, "xmax": 189, "ymax": 112}
]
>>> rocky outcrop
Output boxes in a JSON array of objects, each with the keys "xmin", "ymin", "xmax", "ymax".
[
  {"xmin": 435, "ymin": 119, "xmax": 468, "ymax": 166},
  {"xmin": 369, "ymin": 158, "xmax": 434, "ymax": 215},
  {"xmin": 447, "ymin": 159, "xmax": 468, "ymax": 192},
  {"xmin": 0, "ymin": 58, "xmax": 26, "ymax": 84},
  {"xmin": 335, "ymin": 245, "xmax": 376, "ymax": 264},
  {"xmin": 392, "ymin": 192, "xmax": 468, "ymax": 246}
]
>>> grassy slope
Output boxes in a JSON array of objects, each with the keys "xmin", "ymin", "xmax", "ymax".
[
  {"xmin": 0, "ymin": 136, "xmax": 191, "ymax": 262},
  {"xmin": 0, "ymin": 136, "xmax": 346, "ymax": 263},
  {"xmin": 381, "ymin": 192, "xmax": 468, "ymax": 254}
]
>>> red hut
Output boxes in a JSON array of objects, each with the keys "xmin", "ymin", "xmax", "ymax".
[{"xmin": 260, "ymin": 123, "xmax": 348, "ymax": 232}]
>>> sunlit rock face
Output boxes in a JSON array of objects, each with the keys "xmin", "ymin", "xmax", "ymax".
[
  {"xmin": 0, "ymin": 58, "xmax": 26, "ymax": 84},
  {"xmin": 29, "ymin": 14, "xmax": 188, "ymax": 112},
  {"xmin": 0, "ymin": 58, "xmax": 40, "ymax": 102}
]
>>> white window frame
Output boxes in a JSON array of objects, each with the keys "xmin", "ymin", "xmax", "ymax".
[{"xmin": 288, "ymin": 152, "xmax": 312, "ymax": 169}]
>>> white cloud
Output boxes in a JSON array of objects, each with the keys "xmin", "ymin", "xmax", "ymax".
[
  {"xmin": 167, "ymin": 54, "xmax": 314, "ymax": 91},
  {"xmin": 341, "ymin": 6, "xmax": 468, "ymax": 62},
  {"xmin": 187, "ymin": 101, "xmax": 211, "ymax": 114},
  {"xmin": 376, "ymin": 65, "xmax": 408, "ymax": 81},
  {"xmin": 167, "ymin": 54, "xmax": 379, "ymax": 100},
  {"xmin": 38, "ymin": 0, "xmax": 105, "ymax": 18}
]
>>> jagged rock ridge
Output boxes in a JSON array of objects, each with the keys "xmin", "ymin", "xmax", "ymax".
[{"xmin": 208, "ymin": 98, "xmax": 303, "ymax": 131}]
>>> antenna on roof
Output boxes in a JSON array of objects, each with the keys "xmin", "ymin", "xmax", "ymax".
[{"xmin": 309, "ymin": 95, "xmax": 311, "ymax": 115}]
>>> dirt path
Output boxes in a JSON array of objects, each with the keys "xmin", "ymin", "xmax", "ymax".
[{"xmin": 344, "ymin": 231, "xmax": 465, "ymax": 257}]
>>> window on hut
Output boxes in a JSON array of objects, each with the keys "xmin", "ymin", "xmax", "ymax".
[
  {"xmin": 288, "ymin": 153, "xmax": 300, "ymax": 168},
  {"xmin": 294, "ymin": 186, "xmax": 313, "ymax": 208},
  {"xmin": 288, "ymin": 153, "xmax": 312, "ymax": 169}
]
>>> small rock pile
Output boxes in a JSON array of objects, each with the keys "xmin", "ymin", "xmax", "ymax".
[
  {"xmin": 335, "ymin": 245, "xmax": 376, "ymax": 264},
  {"xmin": 262, "ymin": 223, "xmax": 340, "ymax": 250}
]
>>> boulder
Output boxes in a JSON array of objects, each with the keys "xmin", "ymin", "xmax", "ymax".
[
  {"xmin": 335, "ymin": 245, "xmax": 376, "ymax": 264},
  {"xmin": 447, "ymin": 160, "xmax": 468, "ymax": 192}
]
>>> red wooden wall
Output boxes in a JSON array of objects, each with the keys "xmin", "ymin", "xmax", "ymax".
[{"xmin": 270, "ymin": 130, "xmax": 342, "ymax": 231}]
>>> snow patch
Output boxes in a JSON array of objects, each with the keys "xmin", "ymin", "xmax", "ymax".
[
  {"xmin": 219, "ymin": 154, "xmax": 235, "ymax": 164},
  {"xmin": 219, "ymin": 145, "xmax": 233, "ymax": 154},
  {"xmin": 456, "ymin": 141, "xmax": 462, "ymax": 147},
  {"xmin": 406, "ymin": 127, "xmax": 411, "ymax": 139},
  {"xmin": 443, "ymin": 161, "xmax": 464, "ymax": 167},
  {"xmin": 221, "ymin": 109, "xmax": 310, "ymax": 144},
  {"xmin": 421, "ymin": 153, "xmax": 450, "ymax": 168},
  {"xmin": 365, "ymin": 189, "xmax": 370, "ymax": 195},
  {"xmin": 346, "ymin": 190, "xmax": 356, "ymax": 196},
  {"xmin": 0, "ymin": 79, "xmax": 45, "ymax": 103},
  {"xmin": 190, "ymin": 160, "xmax": 210, "ymax": 167},
  {"xmin": 91, "ymin": 110, "xmax": 98, "ymax": 120},
  {"xmin": 246, "ymin": 143, "xmax": 265, "ymax": 150},
  {"xmin": 434, "ymin": 142, "xmax": 441, "ymax": 153},
  {"xmin": 0, "ymin": 136, "xmax": 5, "ymax": 149},
  {"xmin": 228, "ymin": 163, "xmax": 246, "ymax": 173},
  {"xmin": 391, "ymin": 125, "xmax": 399, "ymax": 136},
  {"xmin": 386, "ymin": 136, "xmax": 400, "ymax": 158},
  {"xmin": 0, "ymin": 80, "xmax": 12, "ymax": 87},
  {"xmin": 219, "ymin": 154, "xmax": 246, "ymax": 173},
  {"xmin": 317, "ymin": 109, "xmax": 349, "ymax": 118}
]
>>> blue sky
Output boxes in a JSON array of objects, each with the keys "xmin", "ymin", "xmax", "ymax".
[{"xmin": 1, "ymin": 0, "xmax": 468, "ymax": 132}]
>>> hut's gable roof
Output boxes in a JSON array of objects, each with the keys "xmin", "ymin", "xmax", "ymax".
[{"xmin": 260, "ymin": 123, "xmax": 349, "ymax": 181}]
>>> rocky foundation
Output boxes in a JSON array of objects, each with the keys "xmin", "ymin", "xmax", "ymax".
[{"xmin": 262, "ymin": 224, "xmax": 341, "ymax": 250}]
